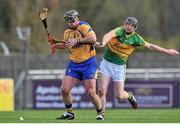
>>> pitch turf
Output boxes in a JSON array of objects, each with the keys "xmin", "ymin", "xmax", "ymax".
[{"xmin": 0, "ymin": 109, "xmax": 180, "ymax": 123}]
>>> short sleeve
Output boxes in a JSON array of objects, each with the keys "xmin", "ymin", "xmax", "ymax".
[
  {"xmin": 133, "ymin": 34, "xmax": 146, "ymax": 47},
  {"xmin": 79, "ymin": 21, "xmax": 95, "ymax": 37},
  {"xmin": 114, "ymin": 26, "xmax": 124, "ymax": 36},
  {"xmin": 81, "ymin": 25, "xmax": 95, "ymax": 36}
]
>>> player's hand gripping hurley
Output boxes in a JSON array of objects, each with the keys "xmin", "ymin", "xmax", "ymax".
[
  {"xmin": 38, "ymin": 8, "xmax": 55, "ymax": 53},
  {"xmin": 38, "ymin": 8, "xmax": 103, "ymax": 51},
  {"xmin": 38, "ymin": 8, "xmax": 65, "ymax": 53}
]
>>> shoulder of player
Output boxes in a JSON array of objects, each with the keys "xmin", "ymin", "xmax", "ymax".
[
  {"xmin": 78, "ymin": 21, "xmax": 94, "ymax": 33},
  {"xmin": 79, "ymin": 21, "xmax": 90, "ymax": 26},
  {"xmin": 132, "ymin": 32, "xmax": 144, "ymax": 41},
  {"xmin": 132, "ymin": 32, "xmax": 142, "ymax": 38},
  {"xmin": 114, "ymin": 26, "xmax": 124, "ymax": 31},
  {"xmin": 79, "ymin": 21, "xmax": 92, "ymax": 28},
  {"xmin": 113, "ymin": 26, "xmax": 124, "ymax": 35}
]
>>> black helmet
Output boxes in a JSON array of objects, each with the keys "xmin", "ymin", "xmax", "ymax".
[
  {"xmin": 124, "ymin": 17, "xmax": 138, "ymax": 29},
  {"xmin": 64, "ymin": 10, "xmax": 79, "ymax": 23}
]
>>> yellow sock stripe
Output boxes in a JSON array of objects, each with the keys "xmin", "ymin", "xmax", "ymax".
[{"xmin": 66, "ymin": 108, "xmax": 73, "ymax": 113}]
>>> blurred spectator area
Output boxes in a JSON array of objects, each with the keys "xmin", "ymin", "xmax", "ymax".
[
  {"xmin": 0, "ymin": 52, "xmax": 180, "ymax": 80},
  {"xmin": 1, "ymin": 52, "xmax": 180, "ymax": 109}
]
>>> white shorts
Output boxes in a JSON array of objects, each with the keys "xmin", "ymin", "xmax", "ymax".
[{"xmin": 99, "ymin": 59, "xmax": 126, "ymax": 82}]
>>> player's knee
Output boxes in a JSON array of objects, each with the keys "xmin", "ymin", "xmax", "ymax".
[
  {"xmin": 61, "ymin": 87, "xmax": 70, "ymax": 96},
  {"xmin": 98, "ymin": 89, "xmax": 106, "ymax": 97},
  {"xmin": 86, "ymin": 89, "xmax": 96, "ymax": 97}
]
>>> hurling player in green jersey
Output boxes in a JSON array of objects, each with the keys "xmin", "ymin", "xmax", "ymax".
[{"xmin": 95, "ymin": 17, "xmax": 179, "ymax": 118}]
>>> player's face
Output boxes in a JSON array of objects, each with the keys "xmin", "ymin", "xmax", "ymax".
[
  {"xmin": 124, "ymin": 23, "xmax": 136, "ymax": 33},
  {"xmin": 67, "ymin": 20, "xmax": 79, "ymax": 30}
]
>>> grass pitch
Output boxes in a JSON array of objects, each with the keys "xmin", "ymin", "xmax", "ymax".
[{"xmin": 0, "ymin": 109, "xmax": 180, "ymax": 123}]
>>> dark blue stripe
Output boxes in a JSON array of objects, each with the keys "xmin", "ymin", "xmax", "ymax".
[
  {"xmin": 88, "ymin": 28, "xmax": 93, "ymax": 32},
  {"xmin": 79, "ymin": 21, "xmax": 89, "ymax": 26},
  {"xmin": 79, "ymin": 21, "xmax": 93, "ymax": 33}
]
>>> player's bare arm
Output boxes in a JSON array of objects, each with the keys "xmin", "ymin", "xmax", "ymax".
[
  {"xmin": 144, "ymin": 42, "xmax": 179, "ymax": 56},
  {"xmin": 54, "ymin": 34, "xmax": 96, "ymax": 49},
  {"xmin": 95, "ymin": 30, "xmax": 116, "ymax": 47},
  {"xmin": 65, "ymin": 34, "xmax": 96, "ymax": 48},
  {"xmin": 53, "ymin": 42, "xmax": 66, "ymax": 49},
  {"xmin": 78, "ymin": 33, "xmax": 97, "ymax": 44}
]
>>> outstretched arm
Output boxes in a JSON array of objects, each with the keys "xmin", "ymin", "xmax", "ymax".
[
  {"xmin": 95, "ymin": 30, "xmax": 116, "ymax": 47},
  {"xmin": 53, "ymin": 42, "xmax": 66, "ymax": 49},
  {"xmin": 144, "ymin": 42, "xmax": 179, "ymax": 56},
  {"xmin": 51, "ymin": 39, "xmax": 66, "ymax": 49}
]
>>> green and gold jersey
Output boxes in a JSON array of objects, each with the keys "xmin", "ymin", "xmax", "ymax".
[{"xmin": 104, "ymin": 26, "xmax": 148, "ymax": 65}]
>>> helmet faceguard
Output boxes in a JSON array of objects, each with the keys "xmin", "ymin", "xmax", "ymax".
[
  {"xmin": 124, "ymin": 17, "xmax": 138, "ymax": 30},
  {"xmin": 64, "ymin": 10, "xmax": 79, "ymax": 23}
]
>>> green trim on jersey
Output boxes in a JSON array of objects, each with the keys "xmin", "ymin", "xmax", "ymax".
[
  {"xmin": 104, "ymin": 26, "xmax": 145, "ymax": 65},
  {"xmin": 115, "ymin": 26, "xmax": 145, "ymax": 47},
  {"xmin": 104, "ymin": 48, "xmax": 127, "ymax": 64}
]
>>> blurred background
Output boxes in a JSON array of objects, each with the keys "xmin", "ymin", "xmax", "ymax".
[{"xmin": 0, "ymin": 0, "xmax": 180, "ymax": 111}]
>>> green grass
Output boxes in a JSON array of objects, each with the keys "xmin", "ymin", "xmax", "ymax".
[{"xmin": 0, "ymin": 109, "xmax": 180, "ymax": 123}]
